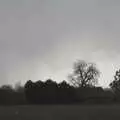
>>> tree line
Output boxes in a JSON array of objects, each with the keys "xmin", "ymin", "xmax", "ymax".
[{"xmin": 0, "ymin": 60, "xmax": 120, "ymax": 105}]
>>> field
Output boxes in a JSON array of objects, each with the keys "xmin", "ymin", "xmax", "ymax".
[{"xmin": 0, "ymin": 105, "xmax": 120, "ymax": 120}]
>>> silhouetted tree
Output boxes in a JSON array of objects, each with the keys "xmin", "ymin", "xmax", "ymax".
[
  {"xmin": 24, "ymin": 80, "xmax": 36, "ymax": 103},
  {"xmin": 0, "ymin": 84, "xmax": 27, "ymax": 105},
  {"xmin": 0, "ymin": 85, "xmax": 14, "ymax": 105},
  {"xmin": 42, "ymin": 79, "xmax": 58, "ymax": 103},
  {"xmin": 57, "ymin": 81, "xmax": 76, "ymax": 103},
  {"xmin": 68, "ymin": 60, "xmax": 100, "ymax": 88},
  {"xmin": 24, "ymin": 79, "xmax": 77, "ymax": 104},
  {"xmin": 110, "ymin": 69, "xmax": 120, "ymax": 92}
]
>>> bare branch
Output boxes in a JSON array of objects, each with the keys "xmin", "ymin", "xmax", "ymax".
[{"xmin": 68, "ymin": 60, "xmax": 100, "ymax": 88}]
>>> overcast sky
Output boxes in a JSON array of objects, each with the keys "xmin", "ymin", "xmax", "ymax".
[{"xmin": 0, "ymin": 0, "xmax": 120, "ymax": 87}]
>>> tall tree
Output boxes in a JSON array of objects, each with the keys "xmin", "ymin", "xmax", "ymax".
[{"xmin": 68, "ymin": 60, "xmax": 100, "ymax": 88}]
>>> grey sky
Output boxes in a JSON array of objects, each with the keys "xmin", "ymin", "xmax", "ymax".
[{"xmin": 0, "ymin": 0, "xmax": 120, "ymax": 87}]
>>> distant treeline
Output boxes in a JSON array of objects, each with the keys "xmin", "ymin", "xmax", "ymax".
[
  {"xmin": 24, "ymin": 79, "xmax": 115, "ymax": 104},
  {"xmin": 1, "ymin": 59, "xmax": 120, "ymax": 105},
  {"xmin": 0, "ymin": 79, "xmax": 119, "ymax": 105}
]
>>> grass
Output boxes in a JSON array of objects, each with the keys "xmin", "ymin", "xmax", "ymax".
[{"xmin": 0, "ymin": 104, "xmax": 120, "ymax": 120}]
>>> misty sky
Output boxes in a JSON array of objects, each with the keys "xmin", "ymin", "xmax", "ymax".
[{"xmin": 0, "ymin": 0, "xmax": 120, "ymax": 87}]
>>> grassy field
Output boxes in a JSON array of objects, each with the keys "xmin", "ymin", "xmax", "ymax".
[{"xmin": 0, "ymin": 105, "xmax": 120, "ymax": 120}]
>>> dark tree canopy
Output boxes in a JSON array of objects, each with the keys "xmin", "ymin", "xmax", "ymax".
[
  {"xmin": 0, "ymin": 79, "xmax": 115, "ymax": 105},
  {"xmin": 24, "ymin": 79, "xmax": 76, "ymax": 104},
  {"xmin": 68, "ymin": 60, "xmax": 100, "ymax": 88}
]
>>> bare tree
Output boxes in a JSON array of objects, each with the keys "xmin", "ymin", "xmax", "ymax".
[{"xmin": 68, "ymin": 60, "xmax": 100, "ymax": 88}]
